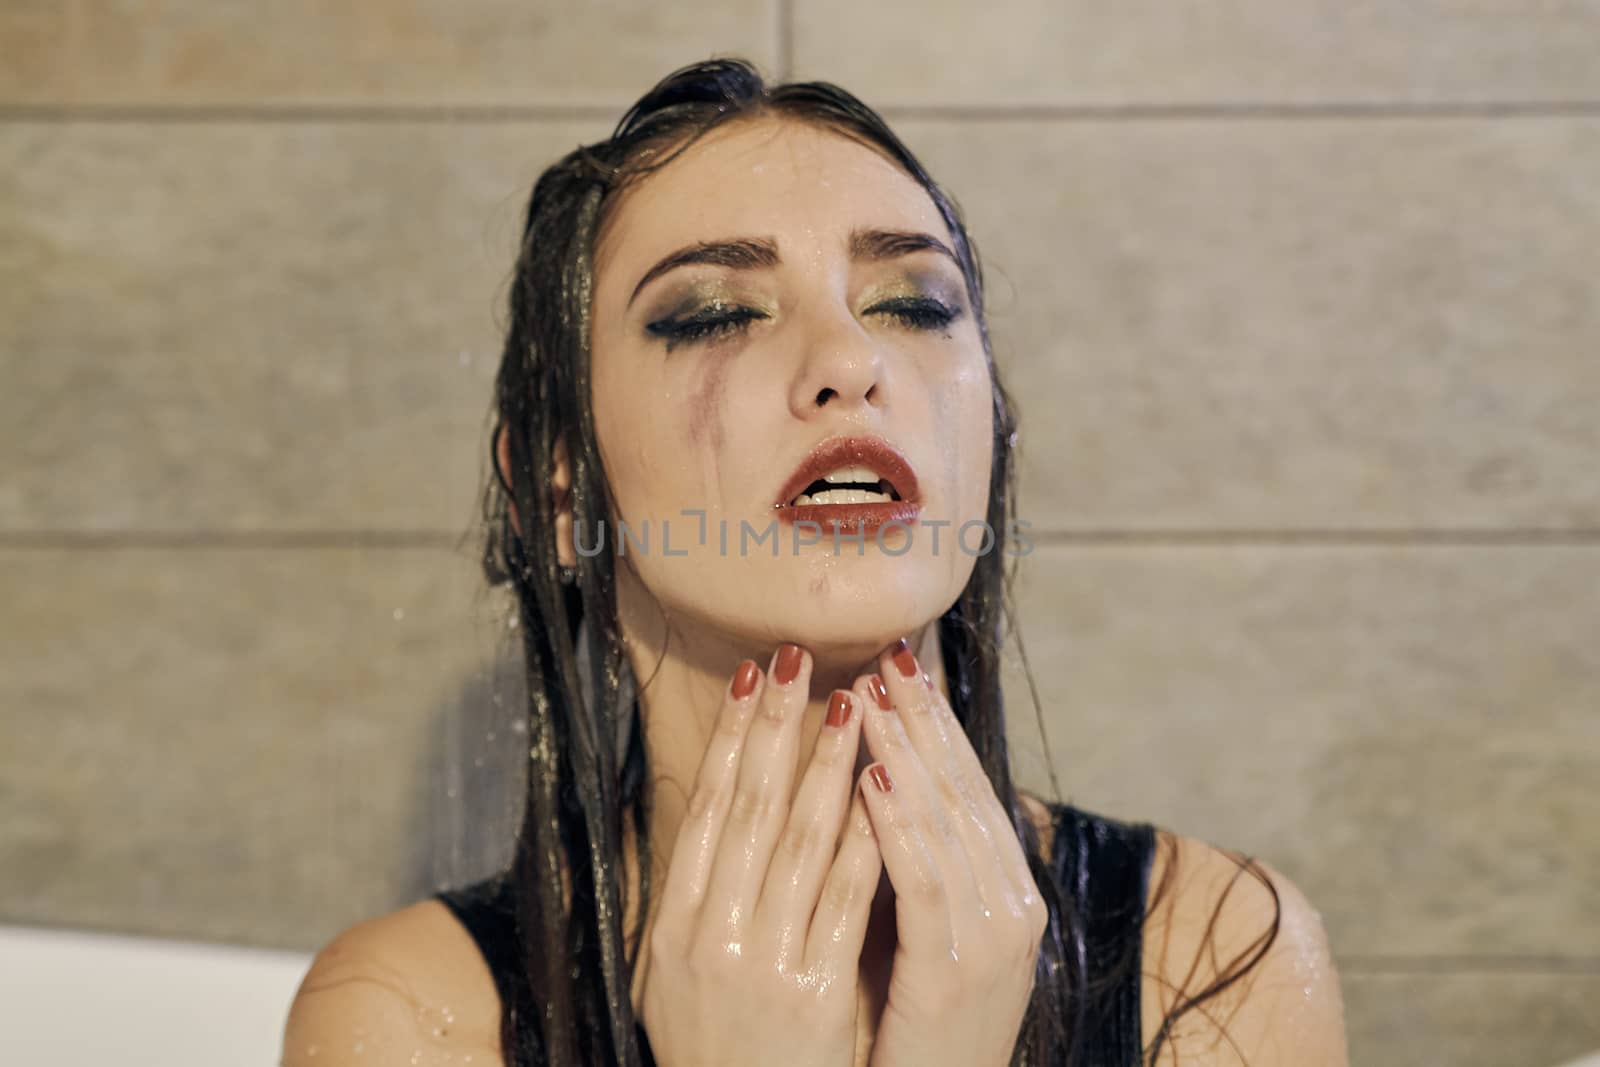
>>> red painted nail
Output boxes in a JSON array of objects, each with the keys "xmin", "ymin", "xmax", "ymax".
[
  {"xmin": 774, "ymin": 643, "xmax": 803, "ymax": 685},
  {"xmin": 731, "ymin": 660, "xmax": 759, "ymax": 699},
  {"xmin": 868, "ymin": 764, "xmax": 893, "ymax": 793},
  {"xmin": 889, "ymin": 637, "xmax": 917, "ymax": 678},
  {"xmin": 826, "ymin": 690, "xmax": 852, "ymax": 728},
  {"xmin": 868, "ymin": 674, "xmax": 891, "ymax": 710}
]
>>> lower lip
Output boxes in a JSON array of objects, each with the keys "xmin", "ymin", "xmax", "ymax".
[{"xmin": 773, "ymin": 500, "xmax": 922, "ymax": 538}]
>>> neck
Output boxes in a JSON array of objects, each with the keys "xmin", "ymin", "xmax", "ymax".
[{"xmin": 606, "ymin": 558, "xmax": 946, "ymax": 982}]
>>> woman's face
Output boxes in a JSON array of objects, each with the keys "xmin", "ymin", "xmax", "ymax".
[{"xmin": 587, "ymin": 117, "xmax": 995, "ymax": 655}]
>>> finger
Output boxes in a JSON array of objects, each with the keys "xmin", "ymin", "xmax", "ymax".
[
  {"xmin": 855, "ymin": 670, "xmax": 991, "ymax": 924},
  {"xmin": 655, "ymin": 657, "xmax": 764, "ymax": 928},
  {"xmin": 700, "ymin": 642, "xmax": 812, "ymax": 946},
  {"xmin": 804, "ymin": 780, "xmax": 882, "ymax": 974},
  {"xmin": 757, "ymin": 688, "xmax": 865, "ymax": 971},
  {"xmin": 919, "ymin": 661, "xmax": 1038, "ymax": 891},
  {"xmin": 853, "ymin": 756, "xmax": 958, "ymax": 955},
  {"xmin": 876, "ymin": 640, "xmax": 1029, "ymax": 908},
  {"xmin": 880, "ymin": 639, "xmax": 1003, "ymax": 828}
]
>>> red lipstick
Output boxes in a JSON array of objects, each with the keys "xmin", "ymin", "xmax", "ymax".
[{"xmin": 773, "ymin": 434, "xmax": 922, "ymax": 538}]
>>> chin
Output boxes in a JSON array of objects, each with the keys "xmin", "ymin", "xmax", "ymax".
[{"xmin": 772, "ymin": 557, "xmax": 957, "ymax": 648}]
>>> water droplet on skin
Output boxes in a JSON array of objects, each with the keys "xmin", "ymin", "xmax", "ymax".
[
  {"xmin": 353, "ymin": 1040, "xmax": 365, "ymax": 1053},
  {"xmin": 393, "ymin": 607, "xmax": 405, "ymax": 621},
  {"xmin": 411, "ymin": 1053, "xmax": 421, "ymax": 1065},
  {"xmin": 306, "ymin": 1046, "xmax": 318, "ymax": 1058}
]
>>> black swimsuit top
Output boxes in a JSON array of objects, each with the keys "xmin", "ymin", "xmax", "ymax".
[{"xmin": 435, "ymin": 801, "xmax": 1156, "ymax": 1066}]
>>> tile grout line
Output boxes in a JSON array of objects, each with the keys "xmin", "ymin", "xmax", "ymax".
[
  {"xmin": 2, "ymin": 528, "xmax": 1600, "ymax": 550},
  {"xmin": 0, "ymin": 531, "xmax": 468, "ymax": 550},
  {"xmin": 4, "ymin": 100, "xmax": 1600, "ymax": 124},
  {"xmin": 1025, "ymin": 528, "xmax": 1600, "ymax": 547},
  {"xmin": 1338, "ymin": 954, "xmax": 1600, "ymax": 977},
  {"xmin": 886, "ymin": 100, "xmax": 1600, "ymax": 121},
  {"xmin": 0, "ymin": 104, "xmax": 621, "ymax": 123}
]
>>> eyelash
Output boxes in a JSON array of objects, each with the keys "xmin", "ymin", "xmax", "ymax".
[{"xmin": 646, "ymin": 298, "xmax": 960, "ymax": 349}]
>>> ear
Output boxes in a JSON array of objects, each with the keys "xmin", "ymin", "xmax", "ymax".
[{"xmin": 495, "ymin": 424, "xmax": 577, "ymax": 568}]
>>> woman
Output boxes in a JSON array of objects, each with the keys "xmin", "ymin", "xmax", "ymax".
[{"xmin": 283, "ymin": 58, "xmax": 1347, "ymax": 1066}]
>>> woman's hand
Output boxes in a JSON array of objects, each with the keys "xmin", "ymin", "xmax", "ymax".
[
  {"xmin": 639, "ymin": 643, "xmax": 884, "ymax": 1067},
  {"xmin": 852, "ymin": 638, "xmax": 1050, "ymax": 1067}
]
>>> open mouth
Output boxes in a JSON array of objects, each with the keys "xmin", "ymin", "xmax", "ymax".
[
  {"xmin": 772, "ymin": 434, "xmax": 922, "ymax": 535},
  {"xmin": 787, "ymin": 465, "xmax": 904, "ymax": 507}
]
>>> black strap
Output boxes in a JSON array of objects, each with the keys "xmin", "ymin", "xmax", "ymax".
[
  {"xmin": 434, "ymin": 873, "xmax": 547, "ymax": 1065},
  {"xmin": 1054, "ymin": 802, "xmax": 1157, "ymax": 1065}
]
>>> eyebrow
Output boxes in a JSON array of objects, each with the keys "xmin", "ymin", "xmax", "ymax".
[{"xmin": 626, "ymin": 227, "xmax": 961, "ymax": 310}]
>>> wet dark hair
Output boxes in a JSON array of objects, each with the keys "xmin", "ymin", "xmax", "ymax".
[{"xmin": 481, "ymin": 55, "xmax": 1279, "ymax": 1067}]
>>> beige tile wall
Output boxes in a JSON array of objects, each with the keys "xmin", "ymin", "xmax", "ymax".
[{"xmin": 3, "ymin": 4, "xmax": 1596, "ymax": 1065}]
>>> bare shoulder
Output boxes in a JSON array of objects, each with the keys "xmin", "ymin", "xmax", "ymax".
[
  {"xmin": 281, "ymin": 899, "xmax": 504, "ymax": 1067},
  {"xmin": 1140, "ymin": 831, "xmax": 1349, "ymax": 1067}
]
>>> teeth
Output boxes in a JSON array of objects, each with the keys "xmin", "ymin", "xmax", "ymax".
[
  {"xmin": 785, "ymin": 463, "xmax": 904, "ymax": 507},
  {"xmin": 793, "ymin": 488, "xmax": 893, "ymax": 506},
  {"xmin": 821, "ymin": 465, "xmax": 882, "ymax": 484}
]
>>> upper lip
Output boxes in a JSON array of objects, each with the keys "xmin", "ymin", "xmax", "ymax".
[{"xmin": 774, "ymin": 434, "xmax": 921, "ymax": 508}]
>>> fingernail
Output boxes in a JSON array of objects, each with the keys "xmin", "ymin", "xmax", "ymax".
[
  {"xmin": 826, "ymin": 690, "xmax": 852, "ymax": 728},
  {"xmin": 889, "ymin": 636, "xmax": 917, "ymax": 678},
  {"xmin": 868, "ymin": 674, "xmax": 891, "ymax": 710},
  {"xmin": 731, "ymin": 660, "xmax": 759, "ymax": 699},
  {"xmin": 774, "ymin": 643, "xmax": 803, "ymax": 685},
  {"xmin": 868, "ymin": 764, "xmax": 893, "ymax": 793},
  {"xmin": 922, "ymin": 670, "xmax": 933, "ymax": 690}
]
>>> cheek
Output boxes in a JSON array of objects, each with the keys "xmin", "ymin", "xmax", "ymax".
[
  {"xmin": 596, "ymin": 346, "xmax": 744, "ymax": 518},
  {"xmin": 932, "ymin": 358, "xmax": 996, "ymax": 511},
  {"xmin": 686, "ymin": 345, "xmax": 738, "ymax": 455},
  {"xmin": 971, "ymin": 387, "xmax": 997, "ymax": 512},
  {"xmin": 592, "ymin": 360, "xmax": 665, "ymax": 515}
]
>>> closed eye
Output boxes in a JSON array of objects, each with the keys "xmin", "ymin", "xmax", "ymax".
[
  {"xmin": 645, "ymin": 297, "xmax": 962, "ymax": 352},
  {"xmin": 874, "ymin": 297, "xmax": 960, "ymax": 333}
]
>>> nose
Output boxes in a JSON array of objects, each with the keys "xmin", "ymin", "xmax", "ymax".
[{"xmin": 786, "ymin": 311, "xmax": 887, "ymax": 420}]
